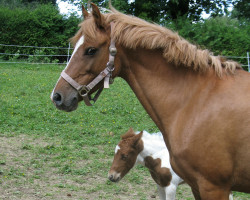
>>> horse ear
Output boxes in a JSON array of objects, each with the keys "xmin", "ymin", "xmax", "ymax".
[
  {"xmin": 91, "ymin": 3, "xmax": 104, "ymax": 28},
  {"xmin": 133, "ymin": 131, "xmax": 143, "ymax": 147},
  {"xmin": 82, "ymin": 5, "xmax": 89, "ymax": 19}
]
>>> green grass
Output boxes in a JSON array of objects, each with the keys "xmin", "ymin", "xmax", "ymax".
[
  {"xmin": 0, "ymin": 63, "xmax": 157, "ymax": 138},
  {"xmin": 0, "ymin": 63, "xmax": 249, "ymax": 199}
]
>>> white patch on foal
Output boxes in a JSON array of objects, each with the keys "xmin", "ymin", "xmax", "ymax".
[
  {"xmin": 50, "ymin": 36, "xmax": 85, "ymax": 99},
  {"xmin": 115, "ymin": 145, "xmax": 120, "ymax": 154}
]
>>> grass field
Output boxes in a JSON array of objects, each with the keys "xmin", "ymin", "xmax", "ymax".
[{"xmin": 0, "ymin": 63, "xmax": 249, "ymax": 200}]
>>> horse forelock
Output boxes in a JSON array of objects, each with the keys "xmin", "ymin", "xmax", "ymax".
[
  {"xmin": 70, "ymin": 17, "xmax": 96, "ymax": 46},
  {"xmin": 75, "ymin": 7, "xmax": 241, "ymax": 77}
]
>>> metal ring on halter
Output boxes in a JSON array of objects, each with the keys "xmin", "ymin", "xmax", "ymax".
[
  {"xmin": 106, "ymin": 61, "xmax": 115, "ymax": 69},
  {"xmin": 79, "ymin": 85, "xmax": 90, "ymax": 97},
  {"xmin": 109, "ymin": 47, "xmax": 117, "ymax": 56}
]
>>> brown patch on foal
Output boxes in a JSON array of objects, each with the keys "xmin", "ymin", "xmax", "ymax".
[{"xmin": 145, "ymin": 156, "xmax": 172, "ymax": 187}]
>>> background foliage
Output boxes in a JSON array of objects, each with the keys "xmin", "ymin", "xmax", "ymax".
[
  {"xmin": 80, "ymin": 0, "xmax": 234, "ymax": 22},
  {"xmin": 0, "ymin": 0, "xmax": 249, "ymax": 65},
  {"xmin": 0, "ymin": 2, "xmax": 80, "ymax": 62}
]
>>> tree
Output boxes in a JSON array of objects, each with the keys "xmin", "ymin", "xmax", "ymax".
[
  {"xmin": 0, "ymin": 3, "xmax": 81, "ymax": 62},
  {"xmin": 0, "ymin": 0, "xmax": 57, "ymax": 6},
  {"xmin": 231, "ymin": 0, "xmax": 250, "ymax": 20},
  {"xmin": 66, "ymin": 0, "xmax": 235, "ymax": 22},
  {"xmin": 21, "ymin": 0, "xmax": 57, "ymax": 6}
]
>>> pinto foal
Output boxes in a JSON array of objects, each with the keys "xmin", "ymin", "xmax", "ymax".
[{"xmin": 108, "ymin": 128, "xmax": 183, "ymax": 200}]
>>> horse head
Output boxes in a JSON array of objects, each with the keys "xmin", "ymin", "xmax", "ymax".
[
  {"xmin": 51, "ymin": 3, "xmax": 120, "ymax": 111},
  {"xmin": 108, "ymin": 128, "xmax": 143, "ymax": 182}
]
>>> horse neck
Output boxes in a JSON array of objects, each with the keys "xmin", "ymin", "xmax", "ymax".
[
  {"xmin": 136, "ymin": 131, "xmax": 166, "ymax": 165},
  {"xmin": 118, "ymin": 47, "xmax": 214, "ymax": 147}
]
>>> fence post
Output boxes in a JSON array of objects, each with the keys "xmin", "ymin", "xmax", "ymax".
[
  {"xmin": 67, "ymin": 42, "xmax": 71, "ymax": 64},
  {"xmin": 247, "ymin": 52, "xmax": 250, "ymax": 72}
]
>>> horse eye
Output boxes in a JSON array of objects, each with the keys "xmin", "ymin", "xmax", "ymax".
[
  {"xmin": 121, "ymin": 154, "xmax": 127, "ymax": 161},
  {"xmin": 85, "ymin": 47, "xmax": 97, "ymax": 56}
]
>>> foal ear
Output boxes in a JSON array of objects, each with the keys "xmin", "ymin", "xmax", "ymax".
[
  {"xmin": 82, "ymin": 5, "xmax": 89, "ymax": 19},
  {"xmin": 91, "ymin": 3, "xmax": 104, "ymax": 29},
  {"xmin": 121, "ymin": 127, "xmax": 135, "ymax": 139},
  {"xmin": 133, "ymin": 131, "xmax": 143, "ymax": 147},
  {"xmin": 128, "ymin": 127, "xmax": 134, "ymax": 134}
]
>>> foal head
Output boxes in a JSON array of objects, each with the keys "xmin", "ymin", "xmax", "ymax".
[
  {"xmin": 51, "ymin": 4, "xmax": 119, "ymax": 111},
  {"xmin": 108, "ymin": 128, "xmax": 143, "ymax": 182}
]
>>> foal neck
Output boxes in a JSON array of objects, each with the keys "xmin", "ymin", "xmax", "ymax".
[{"xmin": 136, "ymin": 131, "xmax": 166, "ymax": 165}]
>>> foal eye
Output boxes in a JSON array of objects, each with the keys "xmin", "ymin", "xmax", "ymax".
[
  {"xmin": 85, "ymin": 47, "xmax": 97, "ymax": 56},
  {"xmin": 121, "ymin": 154, "xmax": 128, "ymax": 161}
]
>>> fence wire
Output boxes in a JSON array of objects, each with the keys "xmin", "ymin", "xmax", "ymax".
[
  {"xmin": 0, "ymin": 43, "xmax": 249, "ymax": 69},
  {"xmin": 0, "ymin": 43, "xmax": 73, "ymax": 50}
]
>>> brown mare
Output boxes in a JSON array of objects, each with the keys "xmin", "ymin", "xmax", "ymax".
[{"xmin": 51, "ymin": 3, "xmax": 250, "ymax": 200}]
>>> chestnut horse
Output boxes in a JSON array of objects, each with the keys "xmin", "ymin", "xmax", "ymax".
[{"xmin": 51, "ymin": 3, "xmax": 250, "ymax": 199}]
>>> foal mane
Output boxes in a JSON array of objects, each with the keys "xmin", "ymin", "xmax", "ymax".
[{"xmin": 75, "ymin": 6, "xmax": 241, "ymax": 77}]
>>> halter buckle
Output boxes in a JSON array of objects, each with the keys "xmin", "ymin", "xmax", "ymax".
[{"xmin": 79, "ymin": 85, "xmax": 90, "ymax": 97}]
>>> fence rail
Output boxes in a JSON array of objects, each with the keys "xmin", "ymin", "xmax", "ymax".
[
  {"xmin": 0, "ymin": 43, "xmax": 72, "ymax": 50},
  {"xmin": 0, "ymin": 43, "xmax": 249, "ymax": 70}
]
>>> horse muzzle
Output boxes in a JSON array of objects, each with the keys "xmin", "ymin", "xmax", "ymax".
[
  {"xmin": 108, "ymin": 171, "xmax": 121, "ymax": 182},
  {"xmin": 51, "ymin": 91, "xmax": 79, "ymax": 112}
]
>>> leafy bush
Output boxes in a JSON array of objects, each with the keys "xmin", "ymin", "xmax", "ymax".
[
  {"xmin": 0, "ymin": 3, "xmax": 249, "ymax": 67},
  {"xmin": 0, "ymin": 4, "xmax": 80, "ymax": 62}
]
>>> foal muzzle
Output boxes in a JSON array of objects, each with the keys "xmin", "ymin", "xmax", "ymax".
[{"xmin": 108, "ymin": 172, "xmax": 121, "ymax": 182}]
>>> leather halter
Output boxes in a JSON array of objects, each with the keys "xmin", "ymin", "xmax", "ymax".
[{"xmin": 60, "ymin": 23, "xmax": 116, "ymax": 106}]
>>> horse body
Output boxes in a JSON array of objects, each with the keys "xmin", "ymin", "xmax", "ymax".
[
  {"xmin": 108, "ymin": 128, "xmax": 184, "ymax": 200},
  {"xmin": 51, "ymin": 4, "xmax": 250, "ymax": 199},
  {"xmin": 119, "ymin": 47, "xmax": 250, "ymax": 196}
]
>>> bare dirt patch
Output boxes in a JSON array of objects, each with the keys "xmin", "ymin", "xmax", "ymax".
[
  {"xmin": 0, "ymin": 134, "xmax": 195, "ymax": 200},
  {"xmin": 1, "ymin": 134, "xmax": 248, "ymax": 200}
]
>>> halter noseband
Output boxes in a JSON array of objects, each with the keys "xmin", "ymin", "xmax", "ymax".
[{"xmin": 60, "ymin": 22, "xmax": 116, "ymax": 106}]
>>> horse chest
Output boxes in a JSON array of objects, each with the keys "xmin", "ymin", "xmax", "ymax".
[{"xmin": 144, "ymin": 156, "xmax": 172, "ymax": 187}]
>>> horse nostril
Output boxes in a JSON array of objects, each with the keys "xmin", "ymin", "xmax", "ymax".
[
  {"xmin": 53, "ymin": 92, "xmax": 62, "ymax": 106},
  {"xmin": 109, "ymin": 175, "xmax": 115, "ymax": 182}
]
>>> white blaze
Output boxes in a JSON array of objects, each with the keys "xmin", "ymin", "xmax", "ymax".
[
  {"xmin": 115, "ymin": 145, "xmax": 120, "ymax": 154},
  {"xmin": 50, "ymin": 36, "xmax": 85, "ymax": 99}
]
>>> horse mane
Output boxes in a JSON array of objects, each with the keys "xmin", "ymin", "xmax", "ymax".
[{"xmin": 74, "ymin": 6, "xmax": 241, "ymax": 77}]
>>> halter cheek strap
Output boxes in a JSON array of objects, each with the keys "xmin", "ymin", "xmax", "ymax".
[{"xmin": 60, "ymin": 22, "xmax": 116, "ymax": 106}]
